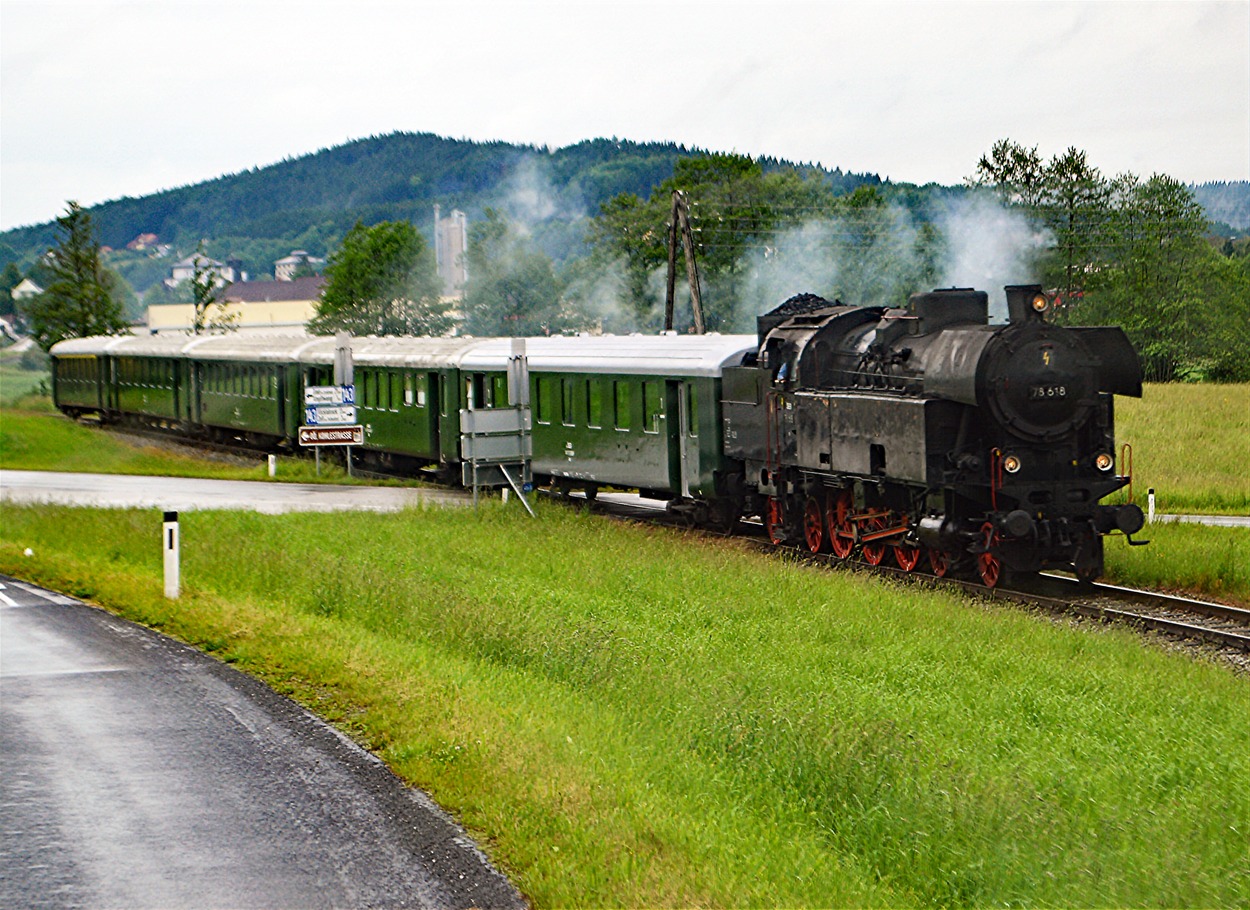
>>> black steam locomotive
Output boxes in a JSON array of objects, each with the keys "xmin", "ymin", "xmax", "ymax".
[{"xmin": 723, "ymin": 284, "xmax": 1147, "ymax": 585}]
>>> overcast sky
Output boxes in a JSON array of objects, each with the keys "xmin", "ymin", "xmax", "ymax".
[{"xmin": 1, "ymin": 0, "xmax": 1247, "ymax": 232}]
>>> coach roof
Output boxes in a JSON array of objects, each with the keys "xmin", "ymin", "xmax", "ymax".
[
  {"xmin": 50, "ymin": 332, "xmax": 757, "ymax": 376},
  {"xmin": 460, "ymin": 334, "xmax": 756, "ymax": 377}
]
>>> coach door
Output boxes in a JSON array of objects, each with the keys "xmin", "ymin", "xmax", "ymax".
[{"xmin": 667, "ymin": 380, "xmax": 695, "ymax": 498}]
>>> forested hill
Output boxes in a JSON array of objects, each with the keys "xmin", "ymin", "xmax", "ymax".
[
  {"xmin": 1191, "ymin": 182, "xmax": 1250, "ymax": 234},
  {"xmin": 0, "ymin": 132, "xmax": 880, "ymax": 278}
]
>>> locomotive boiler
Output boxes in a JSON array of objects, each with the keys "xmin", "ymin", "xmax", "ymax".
[{"xmin": 722, "ymin": 285, "xmax": 1147, "ymax": 586}]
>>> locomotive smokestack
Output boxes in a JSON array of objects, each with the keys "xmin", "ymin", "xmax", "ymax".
[{"xmin": 1005, "ymin": 285, "xmax": 1048, "ymax": 323}]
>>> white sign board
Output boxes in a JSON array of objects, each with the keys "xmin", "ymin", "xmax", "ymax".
[
  {"xmin": 304, "ymin": 404, "xmax": 357, "ymax": 426},
  {"xmin": 305, "ymin": 385, "xmax": 356, "ymax": 406}
]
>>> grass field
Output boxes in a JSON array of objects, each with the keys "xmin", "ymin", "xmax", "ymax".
[
  {"xmin": 2, "ymin": 503, "xmax": 1247, "ymax": 907},
  {"xmin": 0, "ymin": 363, "xmax": 50, "ymax": 404},
  {"xmin": 1102, "ymin": 519, "xmax": 1250, "ymax": 604},
  {"xmin": 1114, "ymin": 383, "xmax": 1250, "ymax": 515},
  {"xmin": 0, "ymin": 390, "xmax": 378, "ymax": 484}
]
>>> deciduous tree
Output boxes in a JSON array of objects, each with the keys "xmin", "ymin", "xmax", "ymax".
[
  {"xmin": 190, "ymin": 242, "xmax": 238, "ymax": 334},
  {"xmin": 973, "ymin": 140, "xmax": 1249, "ymax": 381},
  {"xmin": 311, "ymin": 220, "xmax": 451, "ymax": 336}
]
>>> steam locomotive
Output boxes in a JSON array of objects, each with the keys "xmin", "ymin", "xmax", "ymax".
[
  {"xmin": 726, "ymin": 284, "xmax": 1146, "ymax": 585},
  {"xmin": 50, "ymin": 283, "xmax": 1146, "ymax": 587}
]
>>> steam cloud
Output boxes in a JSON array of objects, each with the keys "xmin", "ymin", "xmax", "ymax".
[{"xmin": 480, "ymin": 157, "xmax": 1050, "ymax": 333}]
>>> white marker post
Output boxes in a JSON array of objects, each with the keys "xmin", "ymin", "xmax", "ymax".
[
  {"xmin": 1148, "ymin": 488, "xmax": 1156, "ymax": 524},
  {"xmin": 163, "ymin": 510, "xmax": 180, "ymax": 599}
]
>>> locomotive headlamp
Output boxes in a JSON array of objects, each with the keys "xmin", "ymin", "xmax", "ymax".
[
  {"xmin": 1003, "ymin": 454, "xmax": 1022, "ymax": 473},
  {"xmin": 1031, "ymin": 294, "xmax": 1049, "ymax": 313},
  {"xmin": 1095, "ymin": 452, "xmax": 1114, "ymax": 472}
]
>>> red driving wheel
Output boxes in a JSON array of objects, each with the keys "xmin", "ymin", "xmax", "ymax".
[
  {"xmin": 803, "ymin": 497, "xmax": 826, "ymax": 553},
  {"xmin": 861, "ymin": 514, "xmax": 887, "ymax": 565},
  {"xmin": 827, "ymin": 491, "xmax": 855, "ymax": 559},
  {"xmin": 894, "ymin": 543, "xmax": 921, "ymax": 572}
]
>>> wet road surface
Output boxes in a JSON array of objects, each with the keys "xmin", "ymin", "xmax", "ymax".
[
  {"xmin": 0, "ymin": 470, "xmax": 473, "ymax": 514},
  {"xmin": 0, "ymin": 575, "xmax": 526, "ymax": 909}
]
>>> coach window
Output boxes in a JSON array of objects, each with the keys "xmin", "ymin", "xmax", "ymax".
[
  {"xmin": 492, "ymin": 374, "xmax": 508, "ymax": 408},
  {"xmin": 390, "ymin": 372, "xmax": 402, "ymax": 411},
  {"xmin": 417, "ymin": 374, "xmax": 428, "ymax": 408},
  {"xmin": 535, "ymin": 376, "xmax": 554, "ymax": 424},
  {"xmin": 687, "ymin": 384, "xmax": 699, "ymax": 437},
  {"xmin": 643, "ymin": 381, "xmax": 663, "ymax": 434},
  {"xmin": 561, "ymin": 378, "xmax": 575, "ymax": 426},
  {"xmin": 379, "ymin": 372, "xmax": 390, "ymax": 411},
  {"xmin": 441, "ymin": 374, "xmax": 454, "ymax": 416},
  {"xmin": 614, "ymin": 381, "xmax": 631, "ymax": 431},
  {"xmin": 586, "ymin": 379, "xmax": 603, "ymax": 429}
]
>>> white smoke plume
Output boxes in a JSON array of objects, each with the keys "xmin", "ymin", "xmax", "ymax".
[
  {"xmin": 935, "ymin": 194, "xmax": 1050, "ymax": 323},
  {"xmin": 737, "ymin": 203, "xmax": 929, "ymax": 325},
  {"xmin": 736, "ymin": 194, "xmax": 1048, "ymax": 326},
  {"xmin": 498, "ymin": 154, "xmax": 583, "ymax": 232}
]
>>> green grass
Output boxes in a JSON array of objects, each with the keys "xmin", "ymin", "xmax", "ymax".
[
  {"xmin": 0, "ymin": 392, "xmax": 401, "ymax": 485},
  {"xmin": 1115, "ymin": 383, "xmax": 1250, "ymax": 515},
  {"xmin": 2, "ymin": 503, "xmax": 1247, "ymax": 907},
  {"xmin": 0, "ymin": 364, "xmax": 50, "ymax": 405},
  {"xmin": 1103, "ymin": 520, "xmax": 1250, "ymax": 604}
]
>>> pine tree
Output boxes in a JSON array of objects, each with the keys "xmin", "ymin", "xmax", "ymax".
[{"xmin": 24, "ymin": 201, "xmax": 129, "ymax": 350}]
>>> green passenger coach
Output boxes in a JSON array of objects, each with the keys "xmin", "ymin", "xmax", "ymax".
[
  {"xmin": 460, "ymin": 335, "xmax": 755, "ymax": 514},
  {"xmin": 49, "ymin": 331, "xmax": 755, "ymax": 523}
]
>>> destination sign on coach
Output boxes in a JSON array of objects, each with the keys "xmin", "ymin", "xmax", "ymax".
[{"xmin": 305, "ymin": 385, "xmax": 356, "ymax": 406}]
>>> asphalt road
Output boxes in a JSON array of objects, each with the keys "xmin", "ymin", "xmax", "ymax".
[
  {"xmin": 0, "ymin": 575, "xmax": 526, "ymax": 910},
  {"xmin": 0, "ymin": 469, "xmax": 474, "ymax": 514}
]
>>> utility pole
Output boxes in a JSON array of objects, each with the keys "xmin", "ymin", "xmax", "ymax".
[{"xmin": 664, "ymin": 191, "xmax": 706, "ymax": 334}]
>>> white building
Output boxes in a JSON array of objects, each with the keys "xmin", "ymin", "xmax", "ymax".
[
  {"xmin": 167, "ymin": 252, "xmax": 245, "ymax": 288},
  {"xmin": 274, "ymin": 250, "xmax": 326, "ymax": 281},
  {"xmin": 11, "ymin": 278, "xmax": 43, "ymax": 301},
  {"xmin": 434, "ymin": 205, "xmax": 468, "ymax": 299}
]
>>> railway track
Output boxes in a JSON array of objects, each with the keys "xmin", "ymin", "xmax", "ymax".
[{"xmin": 1013, "ymin": 575, "xmax": 1250, "ymax": 654}]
